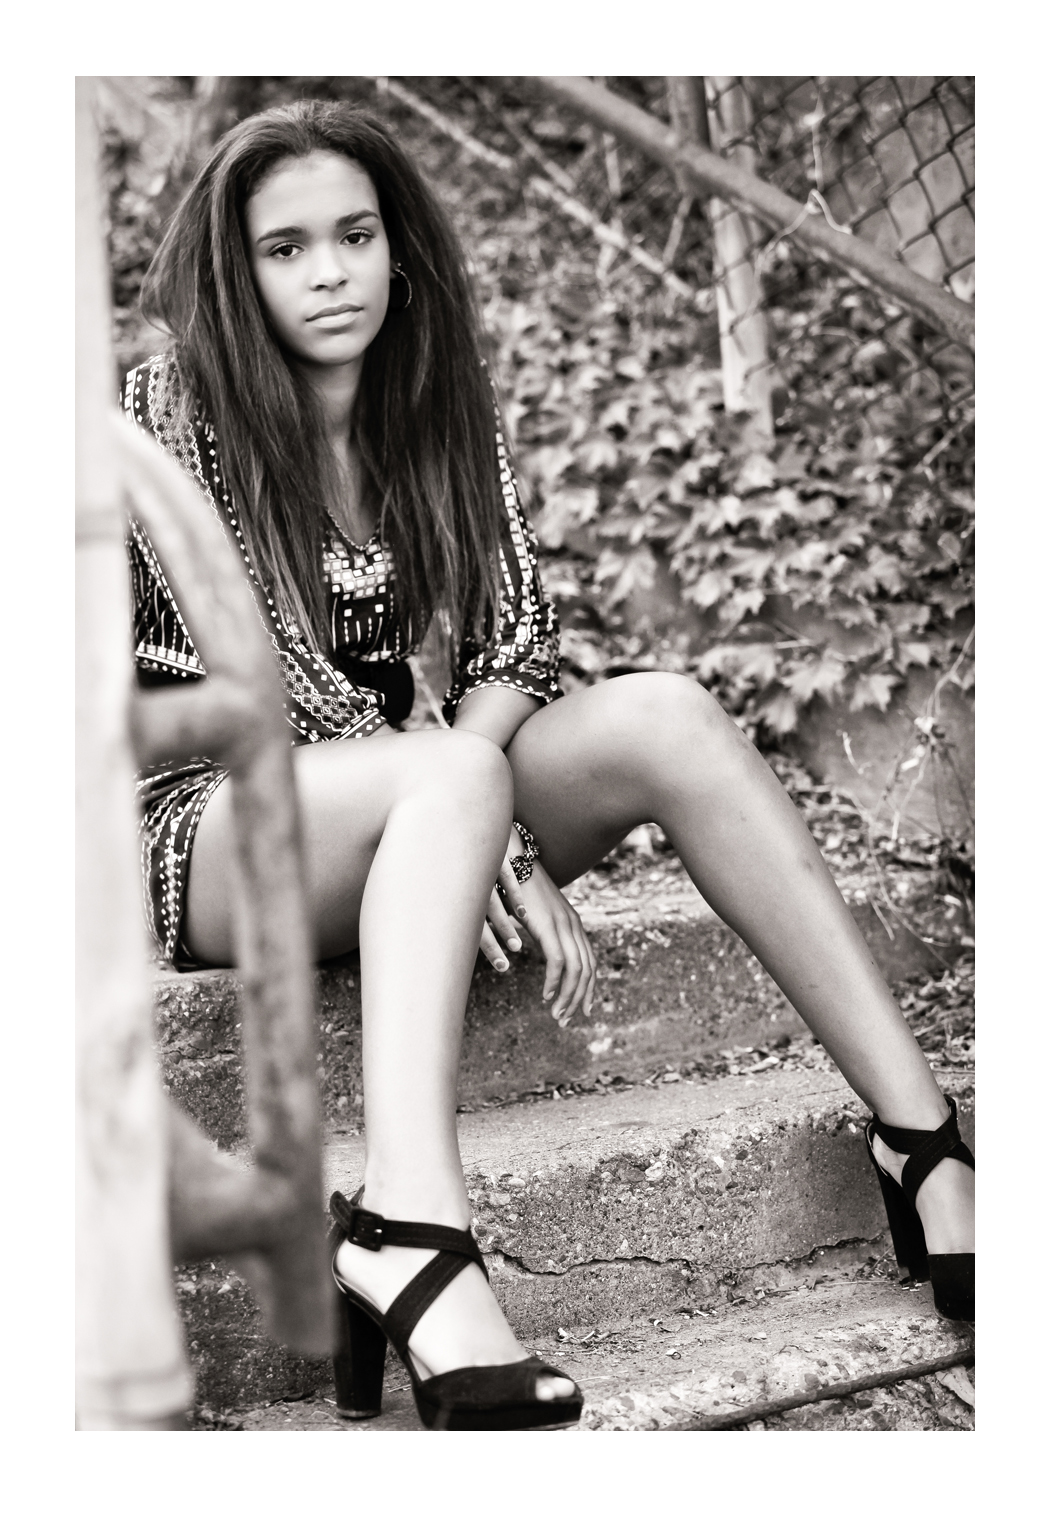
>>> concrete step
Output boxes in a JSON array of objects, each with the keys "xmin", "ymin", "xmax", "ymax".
[
  {"xmin": 176, "ymin": 1064, "xmax": 974, "ymax": 1421},
  {"xmin": 194, "ymin": 1264, "xmax": 974, "ymax": 1432},
  {"xmin": 154, "ymin": 887, "xmax": 963, "ymax": 1148}
]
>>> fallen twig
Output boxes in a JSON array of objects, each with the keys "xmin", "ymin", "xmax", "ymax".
[{"xmin": 670, "ymin": 1346, "xmax": 974, "ymax": 1430}]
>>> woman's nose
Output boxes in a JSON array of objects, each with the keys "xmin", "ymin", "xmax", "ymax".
[{"xmin": 308, "ymin": 243, "xmax": 347, "ymax": 289}]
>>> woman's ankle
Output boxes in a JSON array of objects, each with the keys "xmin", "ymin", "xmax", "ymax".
[
  {"xmin": 872, "ymin": 1091, "xmax": 952, "ymax": 1134},
  {"xmin": 360, "ymin": 1169, "xmax": 471, "ymax": 1230}
]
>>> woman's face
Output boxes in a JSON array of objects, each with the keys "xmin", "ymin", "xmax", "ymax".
[{"xmin": 245, "ymin": 150, "xmax": 393, "ymax": 372}]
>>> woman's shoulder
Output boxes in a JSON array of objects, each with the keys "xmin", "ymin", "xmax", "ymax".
[{"xmin": 121, "ymin": 350, "xmax": 183, "ymax": 430}]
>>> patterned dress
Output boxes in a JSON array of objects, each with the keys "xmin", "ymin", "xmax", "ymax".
[{"xmin": 123, "ymin": 353, "xmax": 561, "ymax": 967}]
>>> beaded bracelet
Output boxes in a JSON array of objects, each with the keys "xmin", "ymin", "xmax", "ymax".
[{"xmin": 508, "ymin": 821, "xmax": 540, "ymax": 883}]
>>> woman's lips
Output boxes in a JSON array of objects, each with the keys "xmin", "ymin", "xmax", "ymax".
[{"xmin": 307, "ymin": 304, "xmax": 362, "ymax": 322}]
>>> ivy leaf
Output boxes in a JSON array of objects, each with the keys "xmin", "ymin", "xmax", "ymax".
[
  {"xmin": 599, "ymin": 397, "xmax": 633, "ymax": 433},
  {"xmin": 698, "ymin": 643, "xmax": 779, "ymax": 686},
  {"xmin": 849, "ymin": 672, "xmax": 900, "ymax": 712},
  {"xmin": 863, "ymin": 550, "xmax": 907, "ymax": 595},
  {"xmin": 932, "ymin": 585, "xmax": 974, "ymax": 618},
  {"xmin": 524, "ymin": 443, "xmax": 575, "ymax": 490},
  {"xmin": 758, "ymin": 691, "xmax": 799, "ymax": 735},
  {"xmin": 647, "ymin": 424, "xmax": 687, "ymax": 457},
  {"xmin": 686, "ymin": 569, "xmax": 734, "ymax": 610},
  {"xmin": 597, "ymin": 545, "xmax": 657, "ymax": 607},
  {"xmin": 729, "ymin": 547, "xmax": 776, "ymax": 581},
  {"xmin": 718, "ymin": 495, "xmax": 746, "ymax": 530},
  {"xmin": 884, "ymin": 603, "xmax": 932, "ymax": 635},
  {"xmin": 534, "ymin": 486, "xmax": 600, "ymax": 549},
  {"xmin": 787, "ymin": 541, "xmax": 834, "ymax": 574},
  {"xmin": 577, "ymin": 435, "xmax": 621, "ymax": 474},
  {"xmin": 796, "ymin": 493, "xmax": 838, "ymax": 525},
  {"xmin": 734, "ymin": 452, "xmax": 778, "ymax": 494},
  {"xmin": 788, "ymin": 651, "xmax": 847, "ymax": 703},
  {"xmin": 894, "ymin": 641, "xmax": 934, "ymax": 673},
  {"xmin": 720, "ymin": 587, "xmax": 767, "ymax": 626},
  {"xmin": 559, "ymin": 627, "xmax": 609, "ymax": 674}
]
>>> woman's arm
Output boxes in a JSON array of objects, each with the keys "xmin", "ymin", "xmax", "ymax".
[
  {"xmin": 442, "ymin": 406, "xmax": 562, "ymax": 727},
  {"xmin": 451, "ymin": 685, "xmax": 541, "ymax": 750}
]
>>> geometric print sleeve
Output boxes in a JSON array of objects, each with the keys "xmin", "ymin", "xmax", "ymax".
[
  {"xmin": 443, "ymin": 415, "xmax": 563, "ymax": 722},
  {"xmin": 121, "ymin": 353, "xmax": 388, "ymax": 745}
]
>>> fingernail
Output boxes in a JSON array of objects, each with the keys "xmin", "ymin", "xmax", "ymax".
[
  {"xmin": 515, "ymin": 906, "xmax": 527, "ymax": 919},
  {"xmin": 542, "ymin": 991, "xmax": 554, "ymax": 1002},
  {"xmin": 507, "ymin": 937, "xmax": 522, "ymax": 951},
  {"xmin": 496, "ymin": 958, "xmax": 508, "ymax": 972}
]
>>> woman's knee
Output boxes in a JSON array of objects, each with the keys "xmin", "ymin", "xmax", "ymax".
[
  {"xmin": 604, "ymin": 671, "xmax": 733, "ymax": 745},
  {"xmin": 401, "ymin": 728, "xmax": 513, "ymax": 819}
]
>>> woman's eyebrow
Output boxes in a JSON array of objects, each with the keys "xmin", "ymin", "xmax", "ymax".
[
  {"xmin": 255, "ymin": 209, "xmax": 379, "ymax": 245},
  {"xmin": 335, "ymin": 209, "xmax": 380, "ymax": 230},
  {"xmin": 255, "ymin": 224, "xmax": 304, "ymax": 244}
]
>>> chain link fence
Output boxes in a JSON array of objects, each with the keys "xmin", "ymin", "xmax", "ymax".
[
  {"xmin": 698, "ymin": 76, "xmax": 974, "ymax": 460},
  {"xmin": 420, "ymin": 76, "xmax": 975, "ymax": 466}
]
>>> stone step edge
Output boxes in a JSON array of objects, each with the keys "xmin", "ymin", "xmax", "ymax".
[
  {"xmin": 191, "ymin": 1261, "xmax": 974, "ymax": 1432},
  {"xmin": 176, "ymin": 1069, "xmax": 973, "ymax": 1414}
]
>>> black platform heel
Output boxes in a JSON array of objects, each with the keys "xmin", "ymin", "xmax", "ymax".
[
  {"xmin": 328, "ymin": 1189, "xmax": 584, "ymax": 1430},
  {"xmin": 865, "ymin": 1095, "xmax": 975, "ymax": 1323}
]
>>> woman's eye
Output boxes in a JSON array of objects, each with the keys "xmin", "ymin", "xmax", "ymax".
[
  {"xmin": 269, "ymin": 243, "xmax": 300, "ymax": 260},
  {"xmin": 342, "ymin": 229, "xmax": 374, "ymax": 246}
]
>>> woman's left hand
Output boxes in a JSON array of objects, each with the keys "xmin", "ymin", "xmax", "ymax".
[{"xmin": 480, "ymin": 835, "xmax": 596, "ymax": 1029}]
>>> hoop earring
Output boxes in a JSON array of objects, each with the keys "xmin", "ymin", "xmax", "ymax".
[{"xmin": 389, "ymin": 262, "xmax": 413, "ymax": 311}]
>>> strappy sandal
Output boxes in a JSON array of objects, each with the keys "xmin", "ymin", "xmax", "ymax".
[
  {"xmin": 865, "ymin": 1096, "xmax": 975, "ymax": 1323},
  {"xmin": 328, "ymin": 1189, "xmax": 584, "ymax": 1430}
]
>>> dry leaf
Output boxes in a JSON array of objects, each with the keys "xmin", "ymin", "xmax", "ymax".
[{"xmin": 936, "ymin": 1365, "xmax": 975, "ymax": 1408}]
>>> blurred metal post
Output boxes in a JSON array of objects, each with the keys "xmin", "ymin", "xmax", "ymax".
[
  {"xmin": 76, "ymin": 76, "xmax": 194, "ymax": 1430},
  {"xmin": 119, "ymin": 423, "xmax": 332, "ymax": 1348},
  {"xmin": 694, "ymin": 78, "xmax": 773, "ymax": 446},
  {"xmin": 76, "ymin": 77, "xmax": 332, "ymax": 1430}
]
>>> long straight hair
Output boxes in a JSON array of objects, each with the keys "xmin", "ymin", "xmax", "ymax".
[{"xmin": 141, "ymin": 100, "xmax": 503, "ymax": 655}]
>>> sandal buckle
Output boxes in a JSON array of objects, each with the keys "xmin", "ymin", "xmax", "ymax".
[{"xmin": 349, "ymin": 1206, "xmax": 385, "ymax": 1251}]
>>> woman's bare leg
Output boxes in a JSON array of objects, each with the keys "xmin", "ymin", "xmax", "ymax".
[
  {"xmin": 505, "ymin": 673, "xmax": 973, "ymax": 1254},
  {"xmin": 185, "ymin": 729, "xmax": 573, "ymax": 1384}
]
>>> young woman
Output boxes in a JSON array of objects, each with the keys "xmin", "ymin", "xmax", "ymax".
[{"xmin": 124, "ymin": 100, "xmax": 973, "ymax": 1431}]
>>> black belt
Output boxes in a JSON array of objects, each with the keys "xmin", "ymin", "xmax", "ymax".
[{"xmin": 332, "ymin": 653, "xmax": 415, "ymax": 726}]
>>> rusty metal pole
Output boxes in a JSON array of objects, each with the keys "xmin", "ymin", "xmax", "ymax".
[{"xmin": 75, "ymin": 77, "xmax": 194, "ymax": 1431}]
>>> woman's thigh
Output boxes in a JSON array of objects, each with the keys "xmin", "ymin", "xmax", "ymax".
[
  {"xmin": 504, "ymin": 672, "xmax": 712, "ymax": 887},
  {"xmin": 184, "ymin": 726, "xmax": 502, "ymax": 965}
]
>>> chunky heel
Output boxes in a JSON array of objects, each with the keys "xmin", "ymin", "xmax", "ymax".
[
  {"xmin": 865, "ymin": 1096, "xmax": 974, "ymax": 1323},
  {"xmin": 328, "ymin": 1189, "xmax": 584, "ymax": 1431},
  {"xmin": 333, "ymin": 1284, "xmax": 388, "ymax": 1420},
  {"xmin": 865, "ymin": 1135, "xmax": 929, "ymax": 1279},
  {"xmin": 929, "ymin": 1254, "xmax": 974, "ymax": 1323}
]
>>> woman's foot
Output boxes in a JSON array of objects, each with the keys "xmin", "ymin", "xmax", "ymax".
[
  {"xmin": 869, "ymin": 1132, "xmax": 975, "ymax": 1256},
  {"xmin": 334, "ymin": 1223, "xmax": 577, "ymax": 1401}
]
